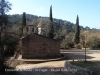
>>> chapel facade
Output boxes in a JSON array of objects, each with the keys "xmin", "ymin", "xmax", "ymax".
[{"xmin": 19, "ymin": 20, "xmax": 61, "ymax": 59}]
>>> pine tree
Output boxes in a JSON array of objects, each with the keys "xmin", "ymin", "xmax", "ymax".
[
  {"xmin": 19, "ymin": 12, "xmax": 26, "ymax": 38},
  {"xmin": 74, "ymin": 15, "xmax": 80, "ymax": 44},
  {"xmin": 46, "ymin": 5, "xmax": 54, "ymax": 38}
]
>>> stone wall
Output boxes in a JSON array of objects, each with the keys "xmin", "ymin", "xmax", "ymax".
[
  {"xmin": 20, "ymin": 33, "xmax": 60, "ymax": 59},
  {"xmin": 23, "ymin": 25, "xmax": 38, "ymax": 36}
]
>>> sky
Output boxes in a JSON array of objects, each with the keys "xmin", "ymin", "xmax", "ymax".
[{"xmin": 8, "ymin": 0, "xmax": 100, "ymax": 29}]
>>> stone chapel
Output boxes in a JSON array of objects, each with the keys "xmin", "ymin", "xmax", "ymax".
[{"xmin": 19, "ymin": 19, "xmax": 61, "ymax": 59}]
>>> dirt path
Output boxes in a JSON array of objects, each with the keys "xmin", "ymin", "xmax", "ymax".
[
  {"xmin": 15, "ymin": 50, "xmax": 100, "ymax": 75},
  {"xmin": 16, "ymin": 60, "xmax": 75, "ymax": 75},
  {"xmin": 16, "ymin": 60, "xmax": 66, "ymax": 70}
]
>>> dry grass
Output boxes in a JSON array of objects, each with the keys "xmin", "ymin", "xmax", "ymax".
[{"xmin": 70, "ymin": 61, "xmax": 100, "ymax": 75}]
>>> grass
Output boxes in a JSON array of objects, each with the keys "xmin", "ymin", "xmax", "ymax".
[{"xmin": 70, "ymin": 61, "xmax": 100, "ymax": 71}]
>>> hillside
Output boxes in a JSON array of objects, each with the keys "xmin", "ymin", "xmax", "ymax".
[
  {"xmin": 8, "ymin": 14, "xmax": 100, "ymax": 31},
  {"xmin": 7, "ymin": 14, "xmax": 100, "ymax": 49}
]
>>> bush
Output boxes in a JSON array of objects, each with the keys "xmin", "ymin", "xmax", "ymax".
[
  {"xmin": 2, "ymin": 33, "xmax": 19, "ymax": 56},
  {"xmin": 74, "ymin": 43, "xmax": 82, "ymax": 49},
  {"xmin": 67, "ymin": 42, "xmax": 74, "ymax": 48},
  {"xmin": 60, "ymin": 42, "xmax": 69, "ymax": 49},
  {"xmin": 60, "ymin": 41, "xmax": 74, "ymax": 49}
]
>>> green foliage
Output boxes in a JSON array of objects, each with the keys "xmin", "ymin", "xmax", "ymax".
[
  {"xmin": 0, "ymin": 0, "xmax": 11, "ymax": 13},
  {"xmin": 5, "ymin": 14, "xmax": 100, "ymax": 50},
  {"xmin": 74, "ymin": 15, "xmax": 80, "ymax": 44},
  {"xmin": 0, "ymin": 0, "xmax": 12, "ymax": 72},
  {"xmin": 46, "ymin": 20, "xmax": 51, "ymax": 37},
  {"xmin": 46, "ymin": 5, "xmax": 54, "ymax": 38},
  {"xmin": 49, "ymin": 5, "xmax": 54, "ymax": 38},
  {"xmin": 85, "ymin": 26, "xmax": 90, "ymax": 31},
  {"xmin": 54, "ymin": 35, "xmax": 62, "ymax": 40},
  {"xmin": 7, "ymin": 14, "xmax": 76, "ymax": 36},
  {"xmin": 60, "ymin": 41, "xmax": 74, "ymax": 49},
  {"xmin": 7, "ymin": 14, "xmax": 93, "ymax": 35},
  {"xmin": 50, "ymin": 5, "xmax": 52, "ymax": 22},
  {"xmin": 80, "ymin": 31, "xmax": 100, "ymax": 49},
  {"xmin": 2, "ymin": 33, "xmax": 19, "ymax": 56},
  {"xmin": 60, "ymin": 41, "xmax": 69, "ymax": 49},
  {"xmin": 0, "ymin": 0, "xmax": 11, "ymax": 26},
  {"xmin": 54, "ymin": 35, "xmax": 60, "ymax": 40},
  {"xmin": 0, "ymin": 33, "xmax": 18, "ymax": 72},
  {"xmin": 46, "ymin": 21, "xmax": 54, "ymax": 38},
  {"xmin": 19, "ymin": 12, "xmax": 26, "ymax": 38},
  {"xmin": 19, "ymin": 25, "xmax": 23, "ymax": 38},
  {"xmin": 21, "ymin": 12, "xmax": 26, "ymax": 26},
  {"xmin": 71, "ymin": 61, "xmax": 95, "ymax": 69},
  {"xmin": 74, "ymin": 43, "xmax": 82, "ymax": 49}
]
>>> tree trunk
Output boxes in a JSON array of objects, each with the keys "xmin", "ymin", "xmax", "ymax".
[
  {"xmin": 85, "ymin": 47, "xmax": 86, "ymax": 62},
  {"xmin": 0, "ymin": 31, "xmax": 5, "ymax": 72}
]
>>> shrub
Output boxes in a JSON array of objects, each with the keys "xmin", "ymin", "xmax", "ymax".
[
  {"xmin": 74, "ymin": 43, "xmax": 82, "ymax": 49},
  {"xmin": 2, "ymin": 33, "xmax": 19, "ymax": 56},
  {"xmin": 60, "ymin": 41, "xmax": 74, "ymax": 49}
]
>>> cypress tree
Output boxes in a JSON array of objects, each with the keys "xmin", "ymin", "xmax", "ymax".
[
  {"xmin": 74, "ymin": 15, "xmax": 80, "ymax": 44},
  {"xmin": 19, "ymin": 12, "xmax": 26, "ymax": 38},
  {"xmin": 21, "ymin": 12, "xmax": 26, "ymax": 26},
  {"xmin": 47, "ymin": 5, "xmax": 54, "ymax": 39},
  {"xmin": 50, "ymin": 5, "xmax": 53, "ymax": 22}
]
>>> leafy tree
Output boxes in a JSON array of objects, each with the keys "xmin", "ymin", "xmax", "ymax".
[
  {"xmin": 19, "ymin": 12, "xmax": 26, "ymax": 38},
  {"xmin": 85, "ymin": 26, "xmax": 90, "ymax": 31},
  {"xmin": 46, "ymin": 5, "xmax": 54, "ymax": 38},
  {"xmin": 74, "ymin": 15, "xmax": 80, "ymax": 44},
  {"xmin": 0, "ymin": 0, "xmax": 11, "ymax": 72},
  {"xmin": 2, "ymin": 33, "xmax": 19, "ymax": 56}
]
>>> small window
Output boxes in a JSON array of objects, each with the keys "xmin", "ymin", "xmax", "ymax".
[
  {"xmin": 26, "ymin": 27, "xmax": 28, "ymax": 32},
  {"xmin": 32, "ymin": 28, "xmax": 34, "ymax": 32}
]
